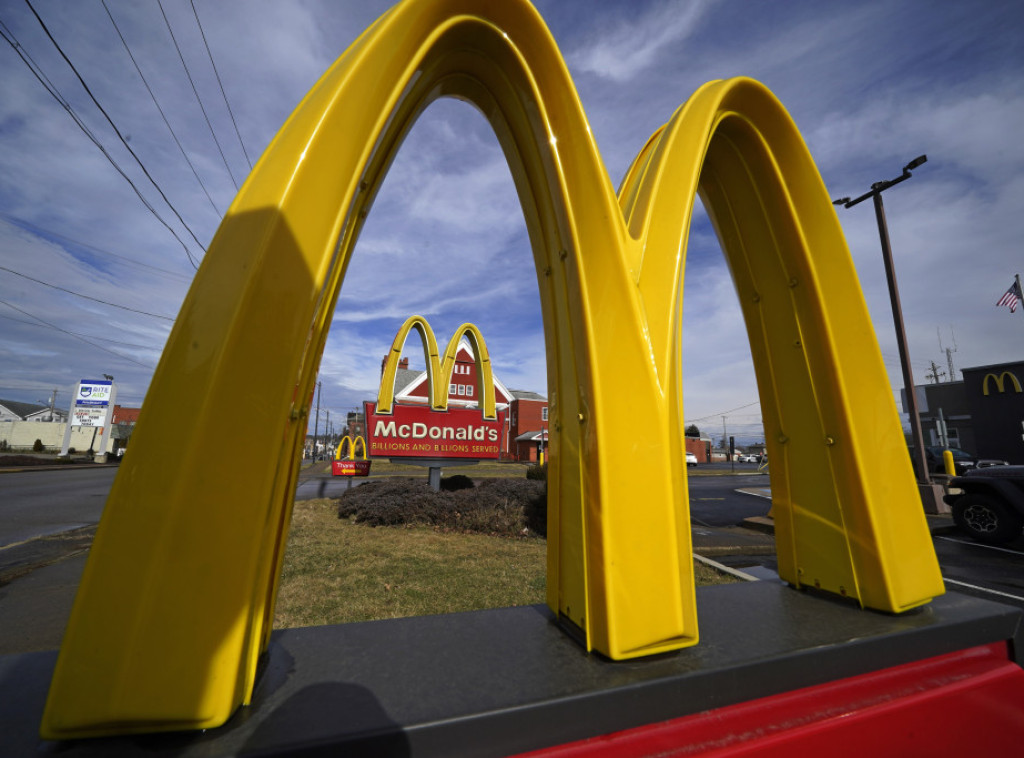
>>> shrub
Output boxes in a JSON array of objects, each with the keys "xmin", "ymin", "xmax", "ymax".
[
  {"xmin": 0, "ymin": 440, "xmax": 7, "ymax": 451},
  {"xmin": 32, "ymin": 439, "xmax": 44, "ymax": 452},
  {"xmin": 440, "ymin": 474, "xmax": 475, "ymax": 491},
  {"xmin": 338, "ymin": 477, "xmax": 546, "ymax": 537},
  {"xmin": 526, "ymin": 463, "xmax": 547, "ymax": 481},
  {"xmin": 524, "ymin": 482, "xmax": 548, "ymax": 537}
]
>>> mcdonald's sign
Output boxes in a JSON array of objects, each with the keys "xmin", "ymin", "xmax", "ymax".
[
  {"xmin": 41, "ymin": 0, "xmax": 944, "ymax": 738},
  {"xmin": 982, "ymin": 371, "xmax": 1023, "ymax": 395},
  {"xmin": 331, "ymin": 435, "xmax": 371, "ymax": 476},
  {"xmin": 367, "ymin": 316, "xmax": 504, "ymax": 460}
]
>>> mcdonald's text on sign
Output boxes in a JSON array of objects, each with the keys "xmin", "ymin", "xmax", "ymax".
[{"xmin": 365, "ymin": 402, "xmax": 504, "ymax": 460}]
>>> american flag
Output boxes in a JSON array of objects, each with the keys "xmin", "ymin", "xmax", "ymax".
[{"xmin": 996, "ymin": 279, "xmax": 1023, "ymax": 313}]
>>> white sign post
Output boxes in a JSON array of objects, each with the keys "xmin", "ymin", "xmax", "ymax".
[{"xmin": 59, "ymin": 380, "xmax": 117, "ymax": 461}]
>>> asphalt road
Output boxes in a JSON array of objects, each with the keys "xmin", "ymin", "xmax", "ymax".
[
  {"xmin": 689, "ymin": 467, "xmax": 1024, "ymax": 612},
  {"xmin": 0, "ymin": 467, "xmax": 115, "ymax": 548},
  {"xmin": 688, "ymin": 471, "xmax": 771, "ymax": 527},
  {"xmin": 933, "ymin": 532, "xmax": 1024, "ymax": 609}
]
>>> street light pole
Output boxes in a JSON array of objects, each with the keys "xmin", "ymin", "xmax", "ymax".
[{"xmin": 833, "ymin": 155, "xmax": 930, "ymax": 484}]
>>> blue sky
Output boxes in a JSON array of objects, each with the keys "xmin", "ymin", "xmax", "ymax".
[{"xmin": 1, "ymin": 0, "xmax": 1021, "ymax": 445}]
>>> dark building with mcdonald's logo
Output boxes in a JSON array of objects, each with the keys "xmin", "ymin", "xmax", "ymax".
[{"xmin": 909, "ymin": 359, "xmax": 1024, "ymax": 464}]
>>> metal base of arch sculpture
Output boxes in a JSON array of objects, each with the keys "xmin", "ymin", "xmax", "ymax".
[{"xmin": 42, "ymin": 0, "xmax": 943, "ymax": 738}]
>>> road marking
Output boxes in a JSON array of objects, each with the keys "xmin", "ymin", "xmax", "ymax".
[
  {"xmin": 936, "ymin": 536, "xmax": 1024, "ymax": 557},
  {"xmin": 943, "ymin": 577, "xmax": 1024, "ymax": 603},
  {"xmin": 737, "ymin": 488, "xmax": 772, "ymax": 500}
]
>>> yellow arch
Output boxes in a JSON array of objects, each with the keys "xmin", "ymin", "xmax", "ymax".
[
  {"xmin": 982, "ymin": 371, "xmax": 1022, "ymax": 395},
  {"xmin": 42, "ymin": 0, "xmax": 943, "ymax": 738},
  {"xmin": 377, "ymin": 315, "xmax": 444, "ymax": 413},
  {"xmin": 335, "ymin": 435, "xmax": 367, "ymax": 461},
  {"xmin": 439, "ymin": 322, "xmax": 497, "ymax": 420},
  {"xmin": 376, "ymin": 316, "xmax": 497, "ymax": 419}
]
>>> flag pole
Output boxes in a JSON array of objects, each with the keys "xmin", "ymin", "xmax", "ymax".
[{"xmin": 1017, "ymin": 274, "xmax": 1023, "ymax": 320}]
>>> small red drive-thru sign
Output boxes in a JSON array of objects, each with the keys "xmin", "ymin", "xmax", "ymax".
[
  {"xmin": 331, "ymin": 434, "xmax": 371, "ymax": 477},
  {"xmin": 331, "ymin": 459, "xmax": 371, "ymax": 476}
]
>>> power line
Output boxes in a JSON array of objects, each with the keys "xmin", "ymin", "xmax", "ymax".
[
  {"xmin": 22, "ymin": 0, "xmax": 206, "ymax": 266},
  {"xmin": 0, "ymin": 265, "xmax": 176, "ymax": 321},
  {"xmin": 0, "ymin": 299, "xmax": 155, "ymax": 369},
  {"xmin": 190, "ymin": 0, "xmax": 252, "ymax": 171},
  {"xmin": 101, "ymin": 0, "xmax": 223, "ymax": 217},
  {"xmin": 0, "ymin": 211, "xmax": 192, "ymax": 283},
  {"xmin": 688, "ymin": 400, "xmax": 761, "ymax": 424},
  {"xmin": 0, "ymin": 15, "xmax": 200, "ymax": 269},
  {"xmin": 0, "ymin": 313, "xmax": 162, "ymax": 350},
  {"xmin": 157, "ymin": 0, "xmax": 240, "ymax": 191}
]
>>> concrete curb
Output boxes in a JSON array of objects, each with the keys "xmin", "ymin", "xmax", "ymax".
[
  {"xmin": 694, "ymin": 554, "xmax": 760, "ymax": 582},
  {"xmin": 0, "ymin": 464, "xmax": 118, "ymax": 474}
]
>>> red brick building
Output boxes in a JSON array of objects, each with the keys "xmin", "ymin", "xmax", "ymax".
[{"xmin": 507, "ymin": 391, "xmax": 548, "ymax": 463}]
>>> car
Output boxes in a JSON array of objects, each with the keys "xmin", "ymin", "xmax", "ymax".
[
  {"xmin": 910, "ymin": 446, "xmax": 978, "ymax": 475},
  {"xmin": 944, "ymin": 465, "xmax": 1024, "ymax": 544},
  {"xmin": 685, "ymin": 451, "xmax": 698, "ymax": 467},
  {"xmin": 737, "ymin": 454, "xmax": 758, "ymax": 463}
]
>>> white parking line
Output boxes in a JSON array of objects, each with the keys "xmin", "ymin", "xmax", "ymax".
[
  {"xmin": 736, "ymin": 488, "xmax": 772, "ymax": 500},
  {"xmin": 942, "ymin": 577, "xmax": 1024, "ymax": 603},
  {"xmin": 936, "ymin": 536, "xmax": 1024, "ymax": 557}
]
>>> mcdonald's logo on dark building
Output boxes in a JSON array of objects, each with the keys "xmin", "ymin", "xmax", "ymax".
[
  {"xmin": 981, "ymin": 370, "xmax": 1023, "ymax": 395},
  {"xmin": 963, "ymin": 360, "xmax": 1024, "ymax": 463}
]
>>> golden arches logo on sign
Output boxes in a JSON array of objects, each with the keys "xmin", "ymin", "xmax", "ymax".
[
  {"xmin": 335, "ymin": 435, "xmax": 367, "ymax": 461},
  {"xmin": 367, "ymin": 316, "xmax": 504, "ymax": 461},
  {"xmin": 41, "ymin": 0, "xmax": 944, "ymax": 739},
  {"xmin": 982, "ymin": 371, "xmax": 1022, "ymax": 395},
  {"xmin": 377, "ymin": 315, "xmax": 497, "ymax": 420}
]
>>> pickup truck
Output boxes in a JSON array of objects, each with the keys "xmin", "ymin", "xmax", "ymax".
[{"xmin": 944, "ymin": 465, "xmax": 1024, "ymax": 544}]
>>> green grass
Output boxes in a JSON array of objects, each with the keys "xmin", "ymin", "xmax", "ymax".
[{"xmin": 274, "ymin": 497, "xmax": 734, "ymax": 630}]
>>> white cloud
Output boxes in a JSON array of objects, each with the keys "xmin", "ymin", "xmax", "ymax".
[{"xmin": 567, "ymin": 0, "xmax": 711, "ymax": 83}]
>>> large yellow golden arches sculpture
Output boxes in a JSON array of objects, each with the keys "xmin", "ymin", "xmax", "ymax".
[{"xmin": 42, "ymin": 0, "xmax": 943, "ymax": 739}]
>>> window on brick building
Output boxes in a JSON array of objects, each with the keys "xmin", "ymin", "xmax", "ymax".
[{"xmin": 541, "ymin": 406, "xmax": 548, "ymax": 421}]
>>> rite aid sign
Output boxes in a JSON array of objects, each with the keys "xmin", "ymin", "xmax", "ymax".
[{"xmin": 71, "ymin": 380, "xmax": 113, "ymax": 427}]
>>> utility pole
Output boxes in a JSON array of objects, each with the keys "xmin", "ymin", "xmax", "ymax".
[
  {"xmin": 313, "ymin": 381, "xmax": 322, "ymax": 460},
  {"xmin": 721, "ymin": 416, "xmax": 728, "ymax": 461},
  {"xmin": 925, "ymin": 361, "xmax": 945, "ymax": 384},
  {"xmin": 833, "ymin": 155, "xmax": 931, "ymax": 485},
  {"xmin": 48, "ymin": 389, "xmax": 58, "ymax": 421}
]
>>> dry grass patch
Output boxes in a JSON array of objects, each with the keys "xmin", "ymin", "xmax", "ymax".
[
  {"xmin": 275, "ymin": 498, "xmax": 735, "ymax": 630},
  {"xmin": 275, "ymin": 499, "xmax": 546, "ymax": 628}
]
